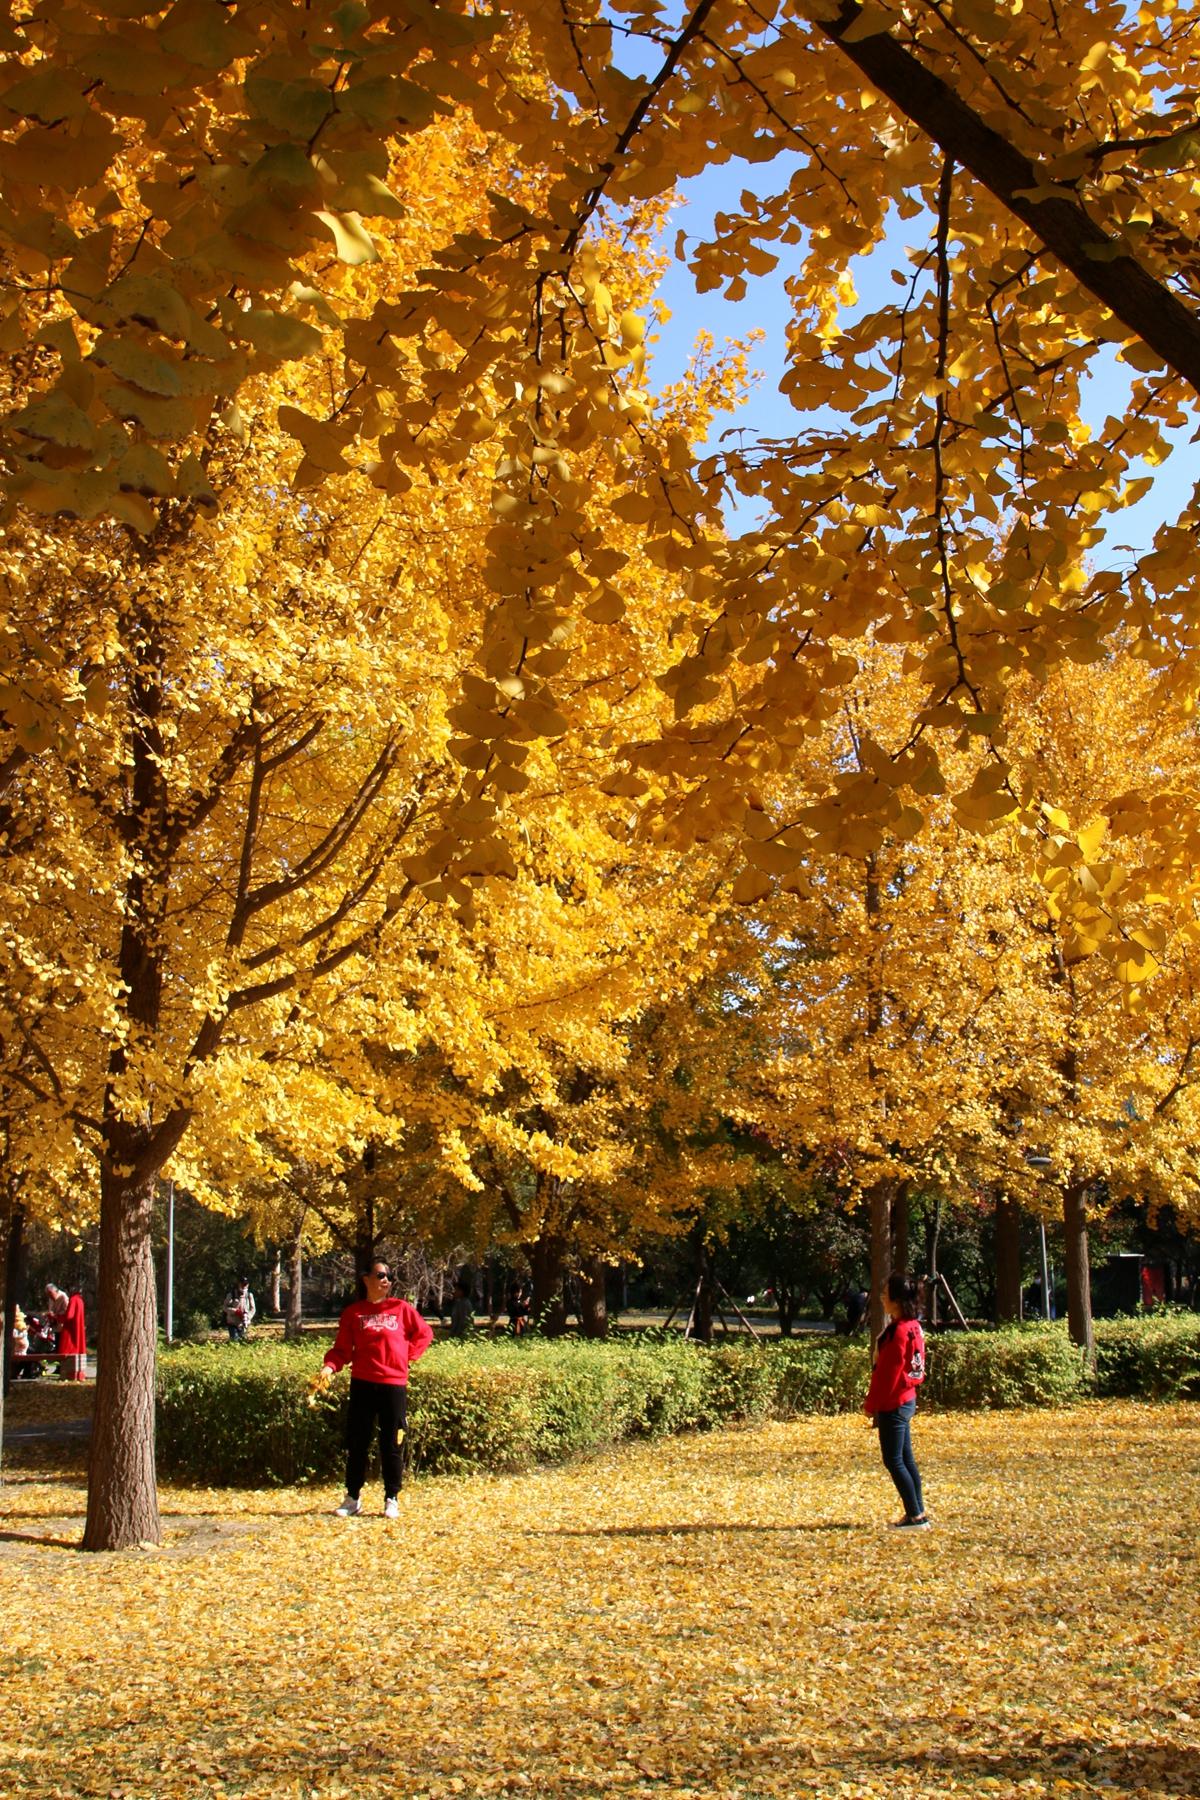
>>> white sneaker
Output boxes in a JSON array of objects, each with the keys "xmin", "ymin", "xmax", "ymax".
[
  {"xmin": 383, "ymin": 1497, "xmax": 400, "ymax": 1520},
  {"xmin": 334, "ymin": 1494, "xmax": 362, "ymax": 1517}
]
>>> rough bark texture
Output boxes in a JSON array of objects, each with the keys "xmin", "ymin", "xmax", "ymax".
[
  {"xmin": 868, "ymin": 1180, "xmax": 894, "ymax": 1344},
  {"xmin": 1, "ymin": 1192, "xmax": 24, "ymax": 1474},
  {"xmin": 891, "ymin": 1185, "xmax": 909, "ymax": 1277},
  {"xmin": 820, "ymin": 2, "xmax": 1200, "ymax": 396},
  {"xmin": 925, "ymin": 1197, "xmax": 942, "ymax": 1329},
  {"xmin": 284, "ymin": 1227, "xmax": 304, "ymax": 1341},
  {"xmin": 530, "ymin": 1233, "xmax": 568, "ymax": 1335},
  {"xmin": 995, "ymin": 1193, "xmax": 1023, "ymax": 1322},
  {"xmin": 83, "ymin": 1171, "xmax": 161, "ymax": 1550},
  {"xmin": 579, "ymin": 1255, "xmax": 609, "ymax": 1339},
  {"xmin": 3, "ymin": 1194, "xmax": 25, "ymax": 1399},
  {"xmin": 1062, "ymin": 1180, "xmax": 1095, "ymax": 1361},
  {"xmin": 354, "ymin": 1192, "xmax": 377, "ymax": 1280},
  {"xmin": 689, "ymin": 1242, "xmax": 715, "ymax": 1345}
]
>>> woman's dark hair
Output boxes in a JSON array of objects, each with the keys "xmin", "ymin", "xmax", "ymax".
[
  {"xmin": 356, "ymin": 1262, "xmax": 391, "ymax": 1301},
  {"xmin": 887, "ymin": 1272, "xmax": 921, "ymax": 1320}
]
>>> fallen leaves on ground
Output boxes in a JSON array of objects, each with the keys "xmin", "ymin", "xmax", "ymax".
[{"xmin": 1, "ymin": 1403, "xmax": 1198, "ymax": 1800}]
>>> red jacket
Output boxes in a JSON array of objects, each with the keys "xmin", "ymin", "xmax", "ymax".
[
  {"xmin": 864, "ymin": 1317, "xmax": 926, "ymax": 1415},
  {"xmin": 56, "ymin": 1293, "xmax": 86, "ymax": 1357},
  {"xmin": 323, "ymin": 1298, "xmax": 433, "ymax": 1385}
]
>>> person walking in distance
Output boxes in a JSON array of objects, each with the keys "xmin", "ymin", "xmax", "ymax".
[
  {"xmin": 45, "ymin": 1283, "xmax": 87, "ymax": 1381},
  {"xmin": 223, "ymin": 1276, "xmax": 256, "ymax": 1343},
  {"xmin": 313, "ymin": 1260, "xmax": 433, "ymax": 1519},
  {"xmin": 864, "ymin": 1273, "xmax": 930, "ymax": 1529}
]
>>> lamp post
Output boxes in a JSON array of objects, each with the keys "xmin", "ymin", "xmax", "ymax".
[{"xmin": 1025, "ymin": 1154, "xmax": 1054, "ymax": 1321}]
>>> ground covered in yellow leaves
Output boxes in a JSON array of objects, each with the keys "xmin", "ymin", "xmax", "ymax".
[{"xmin": 2, "ymin": 1402, "xmax": 1197, "ymax": 1800}]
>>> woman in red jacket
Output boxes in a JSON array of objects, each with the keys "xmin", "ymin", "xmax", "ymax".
[
  {"xmin": 314, "ymin": 1261, "xmax": 433, "ymax": 1519},
  {"xmin": 864, "ymin": 1273, "xmax": 929, "ymax": 1529},
  {"xmin": 46, "ymin": 1284, "xmax": 87, "ymax": 1381}
]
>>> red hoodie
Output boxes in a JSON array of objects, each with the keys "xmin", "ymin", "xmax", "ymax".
[
  {"xmin": 864, "ymin": 1317, "xmax": 926, "ymax": 1415},
  {"xmin": 323, "ymin": 1297, "xmax": 433, "ymax": 1385}
]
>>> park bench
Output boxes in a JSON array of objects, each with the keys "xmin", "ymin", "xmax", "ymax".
[{"xmin": 7, "ymin": 1352, "xmax": 88, "ymax": 1377}]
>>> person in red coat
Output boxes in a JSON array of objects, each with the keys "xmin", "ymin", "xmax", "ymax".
[
  {"xmin": 312, "ymin": 1260, "xmax": 433, "ymax": 1519},
  {"xmin": 864, "ymin": 1273, "xmax": 929, "ymax": 1528},
  {"xmin": 46, "ymin": 1284, "xmax": 87, "ymax": 1381}
]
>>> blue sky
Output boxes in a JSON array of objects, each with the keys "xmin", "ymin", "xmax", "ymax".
[{"xmin": 646, "ymin": 158, "xmax": 1198, "ymax": 557}]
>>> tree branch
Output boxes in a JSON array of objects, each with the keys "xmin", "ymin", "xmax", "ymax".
[{"xmin": 812, "ymin": 0, "xmax": 1200, "ymax": 394}]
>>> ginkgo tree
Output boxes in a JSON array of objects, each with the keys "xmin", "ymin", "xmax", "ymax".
[
  {"xmin": 6, "ymin": 0, "xmax": 1200, "ymax": 949},
  {"xmin": 7, "ymin": 0, "xmax": 1200, "ymax": 1551},
  {"xmin": 1, "ymin": 82, "xmax": 751, "ymax": 1546}
]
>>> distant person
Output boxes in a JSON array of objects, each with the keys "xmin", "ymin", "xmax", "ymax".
[
  {"xmin": 507, "ymin": 1279, "xmax": 531, "ymax": 1338},
  {"xmin": 45, "ymin": 1283, "xmax": 87, "ymax": 1381},
  {"xmin": 449, "ymin": 1277, "xmax": 474, "ymax": 1339},
  {"xmin": 23, "ymin": 1312, "xmax": 55, "ymax": 1378},
  {"xmin": 10, "ymin": 1304, "xmax": 29, "ymax": 1375},
  {"xmin": 864, "ymin": 1273, "xmax": 929, "ymax": 1529},
  {"xmin": 312, "ymin": 1260, "xmax": 433, "ymax": 1518},
  {"xmin": 844, "ymin": 1287, "xmax": 869, "ymax": 1334},
  {"xmin": 223, "ymin": 1277, "xmax": 256, "ymax": 1343}
]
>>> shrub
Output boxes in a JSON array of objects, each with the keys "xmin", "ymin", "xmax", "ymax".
[
  {"xmin": 921, "ymin": 1322, "xmax": 1085, "ymax": 1410},
  {"xmin": 407, "ymin": 1351, "xmax": 551, "ymax": 1475},
  {"xmin": 1094, "ymin": 1311, "xmax": 1200, "ymax": 1399},
  {"xmin": 180, "ymin": 1310, "xmax": 216, "ymax": 1345},
  {"xmin": 701, "ymin": 1341, "xmax": 782, "ymax": 1424},
  {"xmin": 155, "ymin": 1314, "xmax": 1198, "ymax": 1487},
  {"xmin": 157, "ymin": 1340, "xmax": 341, "ymax": 1485},
  {"xmin": 772, "ymin": 1338, "xmax": 872, "ymax": 1415},
  {"xmin": 621, "ymin": 1337, "xmax": 710, "ymax": 1436}
]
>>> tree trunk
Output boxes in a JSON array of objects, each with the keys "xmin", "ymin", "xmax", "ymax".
[
  {"xmin": 891, "ymin": 1183, "xmax": 909, "ymax": 1275},
  {"xmin": 689, "ymin": 1240, "xmax": 715, "ymax": 1344},
  {"xmin": 83, "ymin": 1170, "xmax": 161, "ymax": 1550},
  {"xmin": 284, "ymin": 1220, "xmax": 304, "ymax": 1341},
  {"xmin": 925, "ymin": 1195, "xmax": 942, "ymax": 1328},
  {"xmin": 1062, "ymin": 1179, "xmax": 1094, "ymax": 1361},
  {"xmin": 355, "ymin": 1191, "xmax": 377, "ymax": 1279},
  {"xmin": 868, "ymin": 1179, "xmax": 894, "ymax": 1343},
  {"xmin": 268, "ymin": 1248, "xmax": 282, "ymax": 1314},
  {"xmin": 995, "ymin": 1192, "xmax": 1022, "ymax": 1321},
  {"xmin": 1, "ymin": 1190, "xmax": 26, "ymax": 1477},
  {"xmin": 3, "ymin": 1193, "xmax": 26, "ymax": 1399},
  {"xmin": 530, "ymin": 1233, "xmax": 568, "ymax": 1335},
  {"xmin": 579, "ymin": 1255, "xmax": 609, "ymax": 1339}
]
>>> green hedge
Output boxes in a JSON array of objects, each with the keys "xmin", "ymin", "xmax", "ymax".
[
  {"xmin": 155, "ymin": 1314, "xmax": 1200, "ymax": 1487},
  {"xmin": 1095, "ymin": 1311, "xmax": 1200, "ymax": 1399},
  {"xmin": 921, "ymin": 1322, "xmax": 1086, "ymax": 1409}
]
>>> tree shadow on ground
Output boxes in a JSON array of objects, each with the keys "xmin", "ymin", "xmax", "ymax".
[
  {"xmin": 140, "ymin": 1729, "xmax": 1200, "ymax": 1800},
  {"xmin": 863, "ymin": 1739, "xmax": 1199, "ymax": 1797},
  {"xmin": 0, "ymin": 1527, "xmax": 80, "ymax": 1550},
  {"xmin": 535, "ymin": 1520, "xmax": 859, "ymax": 1537}
]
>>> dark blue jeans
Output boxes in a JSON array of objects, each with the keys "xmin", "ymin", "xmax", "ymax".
[{"xmin": 877, "ymin": 1400, "xmax": 924, "ymax": 1518}]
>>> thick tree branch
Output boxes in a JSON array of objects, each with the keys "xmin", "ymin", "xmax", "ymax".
[{"xmin": 813, "ymin": 0, "xmax": 1200, "ymax": 395}]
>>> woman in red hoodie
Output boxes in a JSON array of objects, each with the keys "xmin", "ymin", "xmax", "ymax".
[
  {"xmin": 314, "ymin": 1260, "xmax": 433, "ymax": 1519},
  {"xmin": 864, "ymin": 1272, "xmax": 929, "ymax": 1529}
]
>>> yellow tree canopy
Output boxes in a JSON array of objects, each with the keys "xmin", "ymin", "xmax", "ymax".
[{"xmin": 6, "ymin": 0, "xmax": 1200, "ymax": 1003}]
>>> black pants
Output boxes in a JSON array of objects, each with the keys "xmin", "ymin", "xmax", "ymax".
[{"xmin": 346, "ymin": 1379, "xmax": 407, "ymax": 1499}]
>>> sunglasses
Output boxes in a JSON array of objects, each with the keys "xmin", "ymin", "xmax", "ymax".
[{"xmin": 369, "ymin": 1270, "xmax": 392, "ymax": 1282}]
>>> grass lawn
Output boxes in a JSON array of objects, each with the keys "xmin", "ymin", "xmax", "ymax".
[{"xmin": 1, "ymin": 1398, "xmax": 1197, "ymax": 1799}]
